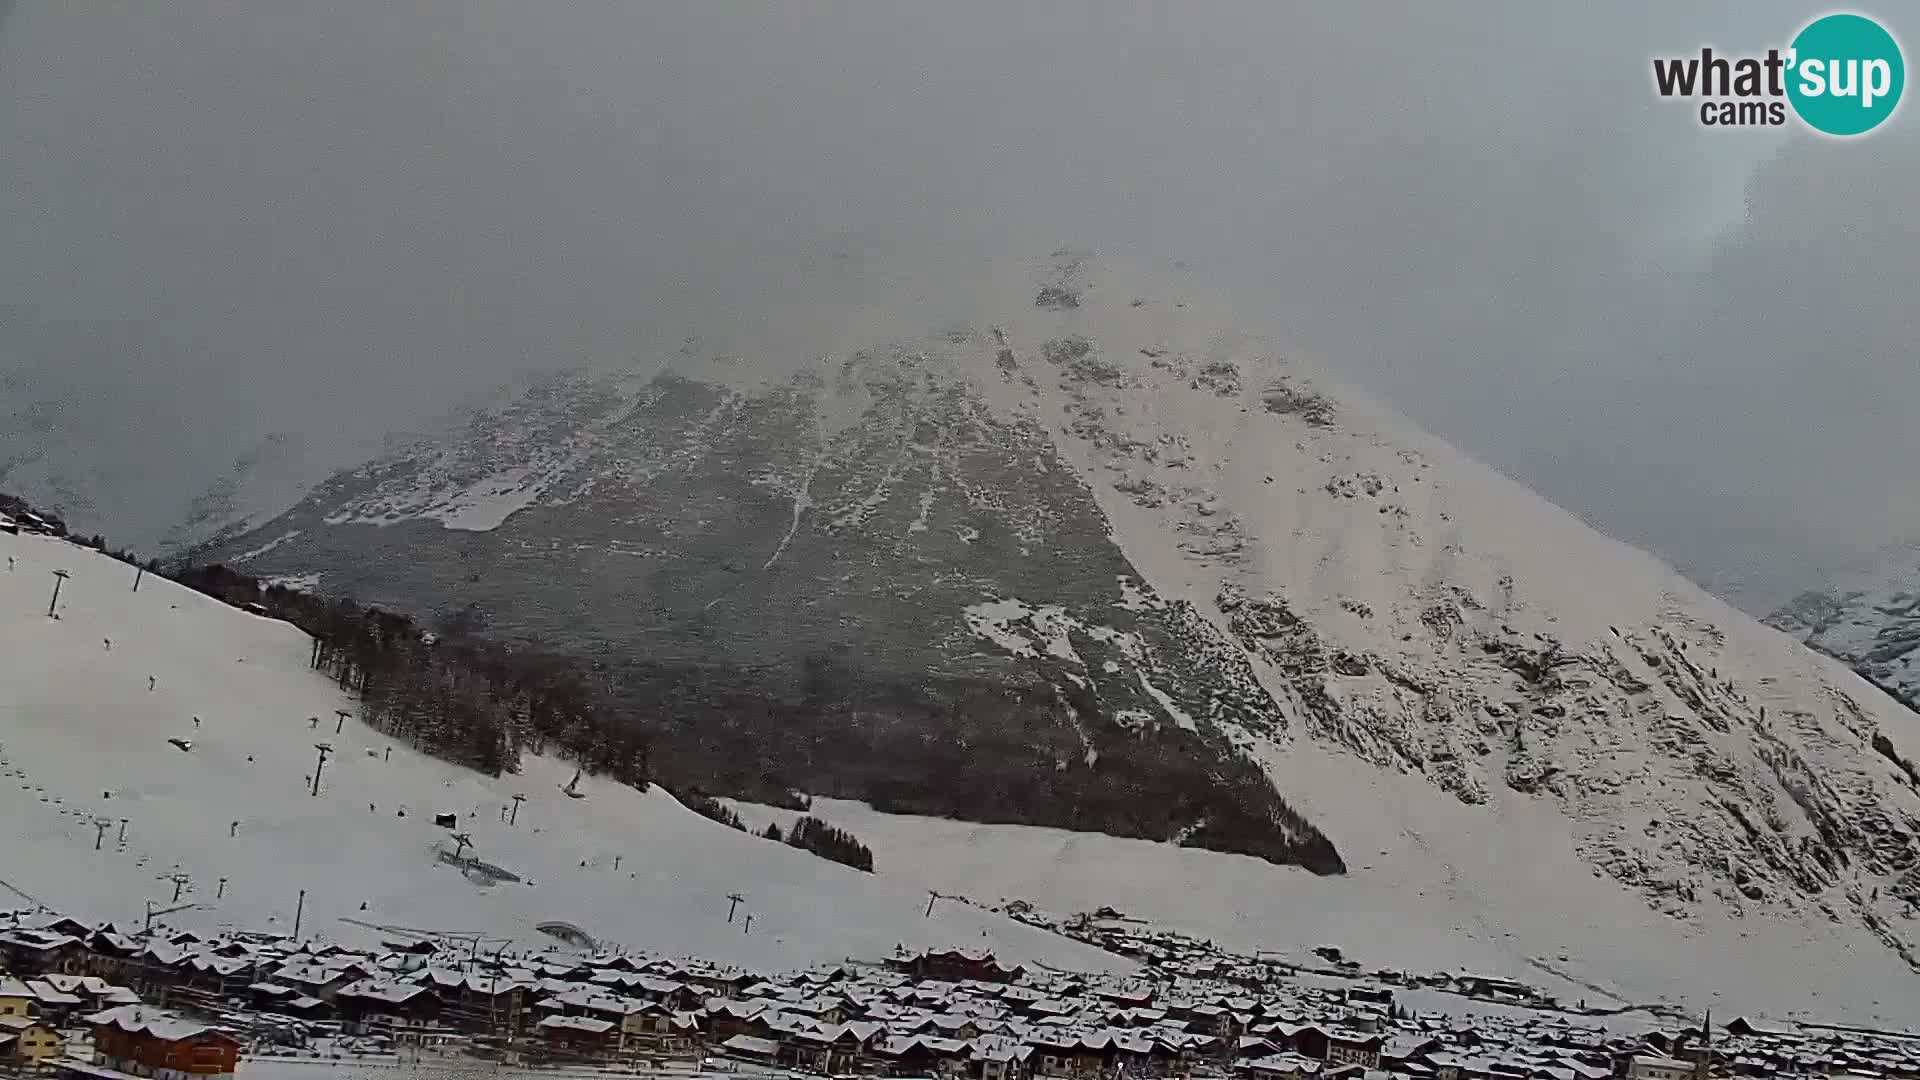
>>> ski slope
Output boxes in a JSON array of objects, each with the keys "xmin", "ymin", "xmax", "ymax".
[
  {"xmin": 734, "ymin": 765, "xmax": 1920, "ymax": 1026},
  {"xmin": 0, "ymin": 531, "xmax": 1127, "ymax": 975}
]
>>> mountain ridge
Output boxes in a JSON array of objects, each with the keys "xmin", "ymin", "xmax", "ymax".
[
  {"xmin": 197, "ymin": 252, "xmax": 1920, "ymax": 1018},
  {"xmin": 190, "ymin": 318, "xmax": 1344, "ymax": 873}
]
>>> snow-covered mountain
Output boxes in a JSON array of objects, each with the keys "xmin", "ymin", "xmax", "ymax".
[
  {"xmin": 195, "ymin": 252, "xmax": 1920, "ymax": 1022},
  {"xmin": 0, "ymin": 527, "xmax": 1126, "ymax": 974},
  {"xmin": 1767, "ymin": 544, "xmax": 1920, "ymax": 717}
]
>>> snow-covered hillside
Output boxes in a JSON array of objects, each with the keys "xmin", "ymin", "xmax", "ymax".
[
  {"xmin": 947, "ymin": 254, "xmax": 1920, "ymax": 1020},
  {"xmin": 196, "ymin": 251, "xmax": 1920, "ymax": 1026},
  {"xmin": 0, "ymin": 530, "xmax": 1126, "ymax": 975}
]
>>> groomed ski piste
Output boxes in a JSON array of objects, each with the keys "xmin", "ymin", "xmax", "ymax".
[{"xmin": 0, "ymin": 529, "xmax": 1125, "ymax": 976}]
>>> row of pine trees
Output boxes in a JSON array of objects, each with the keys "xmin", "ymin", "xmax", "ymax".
[
  {"xmin": 681, "ymin": 793, "xmax": 876, "ymax": 872},
  {"xmin": 173, "ymin": 563, "xmax": 653, "ymax": 788}
]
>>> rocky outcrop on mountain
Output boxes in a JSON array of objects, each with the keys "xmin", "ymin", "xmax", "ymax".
[
  {"xmin": 1010, "ymin": 258, "xmax": 1920, "ymax": 945},
  {"xmin": 1768, "ymin": 556, "xmax": 1920, "ymax": 716},
  {"xmin": 201, "ymin": 252, "xmax": 1920, "ymax": 985}
]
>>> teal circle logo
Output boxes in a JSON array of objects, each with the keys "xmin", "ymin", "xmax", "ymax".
[{"xmin": 1787, "ymin": 13, "xmax": 1904, "ymax": 136}]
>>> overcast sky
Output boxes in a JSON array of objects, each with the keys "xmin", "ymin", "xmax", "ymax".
[{"xmin": 1, "ymin": 2, "xmax": 1913, "ymax": 609}]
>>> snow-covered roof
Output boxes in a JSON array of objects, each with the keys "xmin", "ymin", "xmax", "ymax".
[
  {"xmin": 23, "ymin": 980, "xmax": 82, "ymax": 1006},
  {"xmin": 336, "ymin": 979, "xmax": 429, "ymax": 1005},
  {"xmin": 86, "ymin": 1005, "xmax": 239, "ymax": 1044},
  {"xmin": 537, "ymin": 1014, "xmax": 616, "ymax": 1035},
  {"xmin": 721, "ymin": 1034, "xmax": 780, "ymax": 1057}
]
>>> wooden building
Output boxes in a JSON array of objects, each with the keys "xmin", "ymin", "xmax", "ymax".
[
  {"xmin": 88, "ymin": 1006, "xmax": 244, "ymax": 1077},
  {"xmin": 891, "ymin": 949, "xmax": 1027, "ymax": 985},
  {"xmin": 0, "ymin": 1015, "xmax": 64, "ymax": 1069},
  {"xmin": 0, "ymin": 978, "xmax": 37, "ymax": 1019},
  {"xmin": 0, "ymin": 931, "xmax": 88, "ymax": 976},
  {"xmin": 535, "ymin": 1014, "xmax": 621, "ymax": 1059}
]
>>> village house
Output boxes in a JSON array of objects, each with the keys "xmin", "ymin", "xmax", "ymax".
[
  {"xmin": 781, "ymin": 1020, "xmax": 883, "ymax": 1074},
  {"xmin": 171, "ymin": 955, "xmax": 253, "ymax": 1003},
  {"xmin": 893, "ymin": 949, "xmax": 1027, "ymax": 985},
  {"xmin": 30, "ymin": 919, "xmax": 91, "ymax": 942},
  {"xmin": 82, "ymin": 930, "xmax": 144, "ymax": 982},
  {"xmin": 1620, "ymin": 1055, "xmax": 1697, "ymax": 1080},
  {"xmin": 1724, "ymin": 1019, "xmax": 1800, "ymax": 1041},
  {"xmin": 672, "ymin": 962, "xmax": 762, "ymax": 1000},
  {"xmin": 1172, "ymin": 1000, "xmax": 1239, "ymax": 1039},
  {"xmin": 1454, "ymin": 976, "xmax": 1535, "ymax": 1005},
  {"xmin": 1380, "ymin": 1034, "xmax": 1445, "ymax": 1074},
  {"xmin": 540, "ymin": 987, "xmax": 696, "ymax": 1055},
  {"xmin": 0, "ymin": 931, "xmax": 88, "ymax": 977},
  {"xmin": 23, "ymin": 978, "xmax": 86, "ymax": 1025},
  {"xmin": 705, "ymin": 998, "xmax": 773, "ymax": 1041},
  {"xmin": 1097, "ymin": 986, "xmax": 1156, "ymax": 1009},
  {"xmin": 974, "ymin": 1034, "xmax": 1036, "ymax": 1080},
  {"xmin": 379, "ymin": 939, "xmax": 440, "ymax": 972},
  {"xmin": 719, "ymin": 1033, "xmax": 782, "ymax": 1065},
  {"xmin": 0, "ymin": 1014, "xmax": 63, "ymax": 1070},
  {"xmin": 880, "ymin": 1031, "xmax": 976, "ymax": 1076},
  {"xmin": 266, "ymin": 958, "xmax": 364, "ymax": 1002},
  {"xmin": 413, "ymin": 967, "xmax": 531, "ymax": 1034},
  {"xmin": 1277, "ymin": 1024, "xmax": 1335, "ymax": 1061},
  {"xmin": 1325, "ymin": 1028, "xmax": 1386, "ymax": 1069},
  {"xmin": 86, "ymin": 1005, "xmax": 244, "ymax": 1077},
  {"xmin": 0, "ymin": 978, "xmax": 37, "ymax": 1019},
  {"xmin": 12, "ymin": 511, "xmax": 59, "ymax": 535},
  {"xmin": 535, "ymin": 1014, "xmax": 622, "ymax": 1059},
  {"xmin": 586, "ymin": 970, "xmax": 698, "ymax": 1011},
  {"xmin": 43, "ymin": 974, "xmax": 142, "ymax": 1015},
  {"xmin": 333, "ymin": 979, "xmax": 446, "ymax": 1042},
  {"xmin": 1031, "ymin": 1031, "xmax": 1118, "ymax": 1078},
  {"xmin": 123, "ymin": 943, "xmax": 186, "ymax": 997},
  {"xmin": 1237, "ymin": 1051, "xmax": 1368, "ymax": 1080}
]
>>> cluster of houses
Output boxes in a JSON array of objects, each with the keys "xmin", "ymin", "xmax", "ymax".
[
  {"xmin": 999, "ymin": 904, "xmax": 1551, "ymax": 1013},
  {"xmin": 4, "ymin": 909, "xmax": 1920, "ymax": 1080},
  {"xmin": 0, "ymin": 974, "xmax": 241, "ymax": 1077}
]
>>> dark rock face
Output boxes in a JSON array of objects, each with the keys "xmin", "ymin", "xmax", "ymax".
[{"xmin": 197, "ymin": 354, "xmax": 1343, "ymax": 873}]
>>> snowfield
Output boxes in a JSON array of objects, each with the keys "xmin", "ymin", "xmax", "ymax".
[{"xmin": 0, "ymin": 531, "xmax": 1126, "ymax": 976}]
